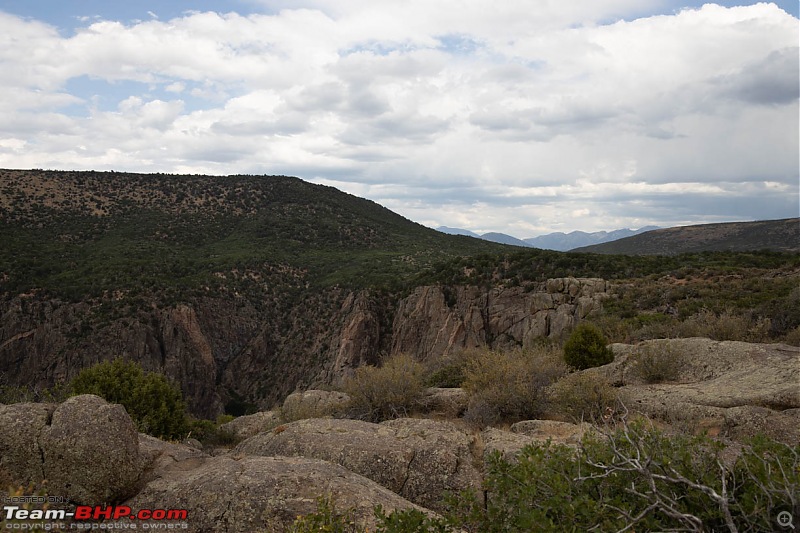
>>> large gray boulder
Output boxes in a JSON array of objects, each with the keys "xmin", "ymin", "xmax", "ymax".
[
  {"xmin": 234, "ymin": 417, "xmax": 481, "ymax": 512},
  {"xmin": 126, "ymin": 454, "xmax": 431, "ymax": 533},
  {"xmin": 597, "ymin": 339, "xmax": 800, "ymax": 443},
  {"xmin": 0, "ymin": 395, "xmax": 142, "ymax": 504},
  {"xmin": 280, "ymin": 389, "xmax": 350, "ymax": 421}
]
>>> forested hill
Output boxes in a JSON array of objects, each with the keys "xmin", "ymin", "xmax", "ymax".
[{"xmin": 0, "ymin": 168, "xmax": 508, "ymax": 299}]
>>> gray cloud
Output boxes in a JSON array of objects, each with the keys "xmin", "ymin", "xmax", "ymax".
[{"xmin": 0, "ymin": 2, "xmax": 797, "ymax": 235}]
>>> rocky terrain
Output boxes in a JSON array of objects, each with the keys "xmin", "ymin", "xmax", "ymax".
[{"xmin": 1, "ymin": 337, "xmax": 796, "ymax": 532}]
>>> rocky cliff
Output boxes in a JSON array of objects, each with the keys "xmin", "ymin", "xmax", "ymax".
[{"xmin": 0, "ymin": 278, "xmax": 608, "ymax": 417}]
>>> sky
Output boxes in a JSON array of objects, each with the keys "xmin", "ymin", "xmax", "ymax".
[{"xmin": 0, "ymin": 1, "xmax": 797, "ymax": 237}]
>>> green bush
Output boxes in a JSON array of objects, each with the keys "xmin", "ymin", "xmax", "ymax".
[
  {"xmin": 69, "ymin": 358, "xmax": 188, "ymax": 439},
  {"xmin": 341, "ymin": 353, "xmax": 425, "ymax": 422},
  {"xmin": 289, "ymin": 425, "xmax": 799, "ymax": 532},
  {"xmin": 563, "ymin": 323, "xmax": 614, "ymax": 370},
  {"xmin": 378, "ymin": 423, "xmax": 799, "ymax": 532},
  {"xmin": 424, "ymin": 349, "xmax": 477, "ymax": 388}
]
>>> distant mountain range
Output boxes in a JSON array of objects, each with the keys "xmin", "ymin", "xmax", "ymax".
[{"xmin": 436, "ymin": 226, "xmax": 660, "ymax": 251}]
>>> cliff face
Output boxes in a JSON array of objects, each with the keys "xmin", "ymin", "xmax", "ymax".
[
  {"xmin": 391, "ymin": 278, "xmax": 608, "ymax": 357},
  {"xmin": 0, "ymin": 278, "xmax": 607, "ymax": 417}
]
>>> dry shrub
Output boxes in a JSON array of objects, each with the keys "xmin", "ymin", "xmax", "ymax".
[
  {"xmin": 677, "ymin": 308, "xmax": 771, "ymax": 342},
  {"xmin": 341, "ymin": 353, "xmax": 425, "ymax": 422},
  {"xmin": 632, "ymin": 343, "xmax": 685, "ymax": 384},
  {"xmin": 783, "ymin": 325, "xmax": 800, "ymax": 347},
  {"xmin": 462, "ymin": 345, "xmax": 567, "ymax": 427},
  {"xmin": 548, "ymin": 371, "xmax": 619, "ymax": 424}
]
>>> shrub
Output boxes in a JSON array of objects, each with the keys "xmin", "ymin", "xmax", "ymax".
[
  {"xmin": 432, "ymin": 422, "xmax": 799, "ymax": 532},
  {"xmin": 461, "ymin": 346, "xmax": 567, "ymax": 427},
  {"xmin": 547, "ymin": 371, "xmax": 618, "ymax": 423},
  {"xmin": 632, "ymin": 342, "xmax": 685, "ymax": 384},
  {"xmin": 69, "ymin": 358, "xmax": 188, "ymax": 439},
  {"xmin": 424, "ymin": 349, "xmax": 477, "ymax": 388},
  {"xmin": 676, "ymin": 308, "xmax": 772, "ymax": 342},
  {"xmin": 379, "ymin": 422, "xmax": 798, "ymax": 532},
  {"xmin": 341, "ymin": 353, "xmax": 425, "ymax": 422},
  {"xmin": 563, "ymin": 323, "xmax": 614, "ymax": 370}
]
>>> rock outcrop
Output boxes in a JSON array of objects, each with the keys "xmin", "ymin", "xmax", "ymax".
[
  {"xmin": 0, "ymin": 395, "xmax": 142, "ymax": 504},
  {"xmin": 392, "ymin": 278, "xmax": 608, "ymax": 358},
  {"xmin": 234, "ymin": 417, "xmax": 481, "ymax": 512},
  {"xmin": 126, "ymin": 455, "xmax": 431, "ymax": 533},
  {"xmin": 280, "ymin": 389, "xmax": 350, "ymax": 420},
  {"xmin": 599, "ymin": 338, "xmax": 800, "ymax": 443}
]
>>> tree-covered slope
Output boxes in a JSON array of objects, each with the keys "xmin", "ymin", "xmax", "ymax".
[{"xmin": 0, "ymin": 169, "xmax": 507, "ymax": 300}]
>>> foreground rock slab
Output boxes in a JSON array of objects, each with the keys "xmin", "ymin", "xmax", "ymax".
[
  {"xmin": 601, "ymin": 338, "xmax": 800, "ymax": 443},
  {"xmin": 234, "ymin": 417, "xmax": 481, "ymax": 512},
  {"xmin": 126, "ymin": 454, "xmax": 431, "ymax": 533}
]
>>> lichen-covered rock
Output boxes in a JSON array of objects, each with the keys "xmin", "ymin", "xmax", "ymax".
[
  {"xmin": 280, "ymin": 389, "xmax": 350, "ymax": 420},
  {"xmin": 598, "ymin": 339, "xmax": 800, "ymax": 443},
  {"xmin": 126, "ymin": 455, "xmax": 431, "ymax": 533},
  {"xmin": 218, "ymin": 410, "xmax": 281, "ymax": 440},
  {"xmin": 40, "ymin": 395, "xmax": 142, "ymax": 504},
  {"xmin": 234, "ymin": 417, "xmax": 480, "ymax": 512},
  {"xmin": 0, "ymin": 395, "xmax": 142, "ymax": 504},
  {"xmin": 0, "ymin": 402, "xmax": 55, "ymax": 486}
]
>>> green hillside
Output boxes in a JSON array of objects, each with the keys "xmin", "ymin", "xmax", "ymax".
[
  {"xmin": 0, "ymin": 169, "xmax": 507, "ymax": 301},
  {"xmin": 571, "ymin": 218, "xmax": 800, "ymax": 255}
]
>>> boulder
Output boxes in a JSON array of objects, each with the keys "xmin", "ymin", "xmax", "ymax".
[
  {"xmin": 0, "ymin": 395, "xmax": 142, "ymax": 504},
  {"xmin": 599, "ymin": 339, "xmax": 800, "ymax": 443},
  {"xmin": 481, "ymin": 428, "xmax": 539, "ymax": 462},
  {"xmin": 40, "ymin": 395, "xmax": 142, "ymax": 504},
  {"xmin": 280, "ymin": 389, "xmax": 350, "ymax": 420},
  {"xmin": 234, "ymin": 417, "xmax": 481, "ymax": 512},
  {"xmin": 137, "ymin": 433, "xmax": 210, "ymax": 487},
  {"xmin": 126, "ymin": 454, "xmax": 431, "ymax": 533},
  {"xmin": 218, "ymin": 410, "xmax": 280, "ymax": 440}
]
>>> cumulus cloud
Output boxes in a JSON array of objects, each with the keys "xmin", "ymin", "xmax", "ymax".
[{"xmin": 0, "ymin": 2, "xmax": 797, "ymax": 235}]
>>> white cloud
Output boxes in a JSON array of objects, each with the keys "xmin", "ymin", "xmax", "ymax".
[{"xmin": 0, "ymin": 2, "xmax": 797, "ymax": 235}]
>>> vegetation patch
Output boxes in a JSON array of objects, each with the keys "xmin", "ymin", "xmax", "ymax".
[
  {"xmin": 563, "ymin": 323, "xmax": 614, "ymax": 370},
  {"xmin": 69, "ymin": 358, "xmax": 188, "ymax": 439},
  {"xmin": 342, "ymin": 353, "xmax": 426, "ymax": 422}
]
